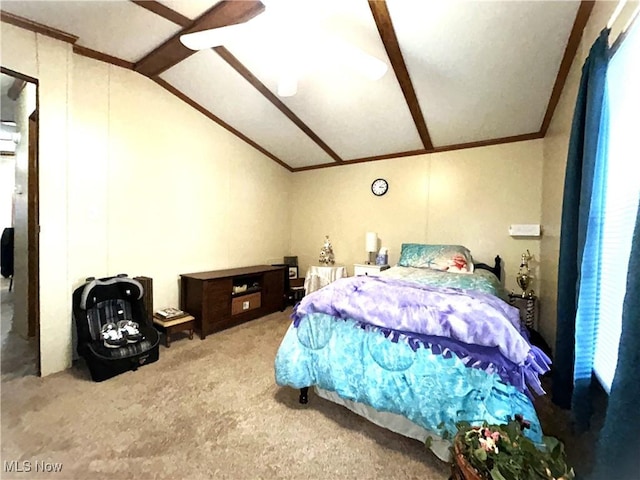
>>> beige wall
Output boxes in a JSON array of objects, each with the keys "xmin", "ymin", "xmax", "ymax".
[
  {"xmin": 291, "ymin": 140, "xmax": 543, "ymax": 296},
  {"xmin": 3, "ymin": 0, "xmax": 636, "ymax": 375},
  {"xmin": 540, "ymin": 0, "xmax": 638, "ymax": 351},
  {"xmin": 1, "ymin": 23, "xmax": 292, "ymax": 375}
]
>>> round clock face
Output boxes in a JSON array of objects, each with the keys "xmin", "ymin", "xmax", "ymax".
[{"xmin": 371, "ymin": 178, "xmax": 389, "ymax": 196}]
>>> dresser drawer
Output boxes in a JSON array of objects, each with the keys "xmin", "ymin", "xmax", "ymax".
[
  {"xmin": 353, "ymin": 264, "xmax": 390, "ymax": 277},
  {"xmin": 231, "ymin": 292, "xmax": 261, "ymax": 315}
]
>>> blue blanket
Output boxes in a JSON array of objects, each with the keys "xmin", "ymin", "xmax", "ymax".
[
  {"xmin": 275, "ymin": 313, "xmax": 545, "ymax": 446},
  {"xmin": 292, "ymin": 276, "xmax": 550, "ymax": 395},
  {"xmin": 274, "ymin": 272, "xmax": 551, "ymax": 449}
]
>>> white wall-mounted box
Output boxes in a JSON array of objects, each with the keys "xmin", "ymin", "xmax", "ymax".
[{"xmin": 509, "ymin": 224, "xmax": 541, "ymax": 237}]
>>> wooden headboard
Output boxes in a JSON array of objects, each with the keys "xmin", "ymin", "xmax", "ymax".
[{"xmin": 474, "ymin": 255, "xmax": 502, "ymax": 280}]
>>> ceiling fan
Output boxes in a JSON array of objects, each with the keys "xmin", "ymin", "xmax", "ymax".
[{"xmin": 179, "ymin": 1, "xmax": 388, "ymax": 97}]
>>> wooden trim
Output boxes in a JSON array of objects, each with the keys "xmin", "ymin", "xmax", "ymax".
[
  {"xmin": 368, "ymin": 0, "xmax": 433, "ymax": 151},
  {"xmin": 0, "ymin": 67, "xmax": 38, "ymax": 85},
  {"xmin": 431, "ymin": 132, "xmax": 543, "ymax": 153},
  {"xmin": 27, "ymin": 112, "xmax": 39, "ymax": 346},
  {"xmin": 73, "ymin": 45, "xmax": 134, "ymax": 70},
  {"xmin": 214, "ymin": 47, "xmax": 344, "ymax": 164},
  {"xmin": 7, "ymin": 78, "xmax": 26, "ymax": 101},
  {"xmin": 153, "ymin": 77, "xmax": 293, "ymax": 172},
  {"xmin": 292, "ymin": 151, "xmax": 428, "ymax": 171},
  {"xmin": 130, "ymin": 0, "xmax": 191, "ymax": 27},
  {"xmin": 134, "ymin": 0, "xmax": 265, "ymax": 77},
  {"xmin": 292, "ymin": 132, "xmax": 543, "ymax": 171},
  {"xmin": 292, "ymin": 162, "xmax": 344, "ymax": 172},
  {"xmin": 0, "ymin": 11, "xmax": 78, "ymax": 44},
  {"xmin": 540, "ymin": 1, "xmax": 595, "ymax": 136},
  {"xmin": 294, "ymin": 148, "xmax": 427, "ymax": 171}
]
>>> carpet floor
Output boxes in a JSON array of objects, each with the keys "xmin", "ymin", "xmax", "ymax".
[
  {"xmin": 1, "ymin": 293, "xmax": 600, "ymax": 480},
  {"xmin": 1, "ymin": 308, "xmax": 453, "ymax": 480}
]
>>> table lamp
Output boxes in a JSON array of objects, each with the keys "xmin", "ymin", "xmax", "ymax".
[{"xmin": 365, "ymin": 232, "xmax": 378, "ymax": 264}]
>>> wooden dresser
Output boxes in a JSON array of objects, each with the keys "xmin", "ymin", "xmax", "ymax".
[{"xmin": 180, "ymin": 265, "xmax": 286, "ymax": 339}]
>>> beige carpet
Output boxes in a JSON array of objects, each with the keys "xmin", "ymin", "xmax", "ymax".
[
  {"xmin": 1, "ymin": 309, "xmax": 452, "ymax": 480},
  {"xmin": 1, "ymin": 293, "xmax": 601, "ymax": 480}
]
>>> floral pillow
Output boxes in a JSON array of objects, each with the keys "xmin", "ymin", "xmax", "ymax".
[{"xmin": 398, "ymin": 244, "xmax": 474, "ymax": 274}]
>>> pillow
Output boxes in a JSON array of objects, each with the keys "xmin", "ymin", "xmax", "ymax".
[{"xmin": 398, "ymin": 244, "xmax": 474, "ymax": 273}]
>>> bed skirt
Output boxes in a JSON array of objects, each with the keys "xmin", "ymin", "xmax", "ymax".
[{"xmin": 315, "ymin": 387, "xmax": 452, "ymax": 461}]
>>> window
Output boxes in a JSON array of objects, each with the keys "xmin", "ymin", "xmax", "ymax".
[{"xmin": 592, "ymin": 20, "xmax": 640, "ymax": 393}]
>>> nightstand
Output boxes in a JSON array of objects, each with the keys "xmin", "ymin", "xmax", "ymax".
[
  {"xmin": 353, "ymin": 264, "xmax": 390, "ymax": 277},
  {"xmin": 508, "ymin": 293, "xmax": 538, "ymax": 330}
]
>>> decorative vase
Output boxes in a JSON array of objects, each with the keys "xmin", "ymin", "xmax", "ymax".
[{"xmin": 516, "ymin": 251, "xmax": 533, "ymax": 297}]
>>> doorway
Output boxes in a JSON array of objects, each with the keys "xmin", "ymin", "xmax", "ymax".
[{"xmin": 1, "ymin": 67, "xmax": 40, "ymax": 378}]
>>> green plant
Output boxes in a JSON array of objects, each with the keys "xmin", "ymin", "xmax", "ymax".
[{"xmin": 452, "ymin": 417, "xmax": 574, "ymax": 480}]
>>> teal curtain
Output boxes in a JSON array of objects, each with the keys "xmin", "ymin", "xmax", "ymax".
[
  {"xmin": 590, "ymin": 202, "xmax": 640, "ymax": 479},
  {"xmin": 571, "ymin": 83, "xmax": 609, "ymax": 428},
  {"xmin": 553, "ymin": 29, "xmax": 610, "ymax": 411}
]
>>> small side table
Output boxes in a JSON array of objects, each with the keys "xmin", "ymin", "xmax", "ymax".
[
  {"xmin": 353, "ymin": 264, "xmax": 390, "ymax": 277},
  {"xmin": 304, "ymin": 265, "xmax": 348, "ymax": 294},
  {"xmin": 508, "ymin": 294, "xmax": 538, "ymax": 330},
  {"xmin": 153, "ymin": 315, "xmax": 195, "ymax": 347}
]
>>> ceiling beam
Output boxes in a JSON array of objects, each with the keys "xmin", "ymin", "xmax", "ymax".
[
  {"xmin": 137, "ymin": 1, "xmax": 342, "ymax": 166},
  {"xmin": 134, "ymin": 0, "xmax": 265, "ymax": 77},
  {"xmin": 540, "ymin": 0, "xmax": 595, "ymax": 136},
  {"xmin": 368, "ymin": 0, "xmax": 433, "ymax": 151},
  {"xmin": 130, "ymin": 1, "xmax": 191, "ymax": 27},
  {"xmin": 214, "ymin": 47, "xmax": 344, "ymax": 163},
  {"xmin": 135, "ymin": 0, "xmax": 341, "ymax": 166}
]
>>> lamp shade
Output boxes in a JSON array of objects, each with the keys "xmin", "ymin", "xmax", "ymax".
[{"xmin": 365, "ymin": 232, "xmax": 378, "ymax": 252}]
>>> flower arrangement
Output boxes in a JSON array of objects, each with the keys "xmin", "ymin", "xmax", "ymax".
[{"xmin": 451, "ymin": 416, "xmax": 574, "ymax": 480}]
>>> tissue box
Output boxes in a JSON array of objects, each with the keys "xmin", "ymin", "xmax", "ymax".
[{"xmin": 375, "ymin": 254, "xmax": 388, "ymax": 266}]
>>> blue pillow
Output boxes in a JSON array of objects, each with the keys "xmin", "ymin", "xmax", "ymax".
[{"xmin": 398, "ymin": 244, "xmax": 474, "ymax": 273}]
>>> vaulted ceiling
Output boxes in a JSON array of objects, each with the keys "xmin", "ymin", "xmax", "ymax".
[{"xmin": 0, "ymin": 1, "xmax": 594, "ymax": 172}]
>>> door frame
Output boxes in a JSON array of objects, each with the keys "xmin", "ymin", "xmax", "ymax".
[
  {"xmin": 28, "ymin": 110, "xmax": 40, "ymax": 374},
  {"xmin": 1, "ymin": 66, "xmax": 40, "ymax": 376}
]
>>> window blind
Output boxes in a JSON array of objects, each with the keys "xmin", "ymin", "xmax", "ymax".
[{"xmin": 592, "ymin": 20, "xmax": 640, "ymax": 393}]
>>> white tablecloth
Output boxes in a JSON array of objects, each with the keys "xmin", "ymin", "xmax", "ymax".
[{"xmin": 304, "ymin": 265, "xmax": 348, "ymax": 294}]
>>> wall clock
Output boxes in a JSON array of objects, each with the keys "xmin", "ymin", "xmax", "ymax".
[{"xmin": 371, "ymin": 178, "xmax": 389, "ymax": 196}]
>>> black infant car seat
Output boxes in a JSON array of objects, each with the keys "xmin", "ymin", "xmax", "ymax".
[{"xmin": 72, "ymin": 274, "xmax": 160, "ymax": 382}]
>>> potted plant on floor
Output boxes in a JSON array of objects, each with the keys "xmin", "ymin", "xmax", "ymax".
[{"xmin": 449, "ymin": 415, "xmax": 574, "ymax": 480}]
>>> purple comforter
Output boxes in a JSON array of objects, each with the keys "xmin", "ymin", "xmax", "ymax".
[{"xmin": 293, "ymin": 275, "xmax": 551, "ymax": 395}]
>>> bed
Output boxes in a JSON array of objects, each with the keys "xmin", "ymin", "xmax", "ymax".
[{"xmin": 274, "ymin": 244, "xmax": 551, "ymax": 461}]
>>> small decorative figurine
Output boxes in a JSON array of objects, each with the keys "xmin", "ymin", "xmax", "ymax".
[
  {"xmin": 319, "ymin": 235, "xmax": 335, "ymax": 265},
  {"xmin": 516, "ymin": 250, "xmax": 533, "ymax": 297}
]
